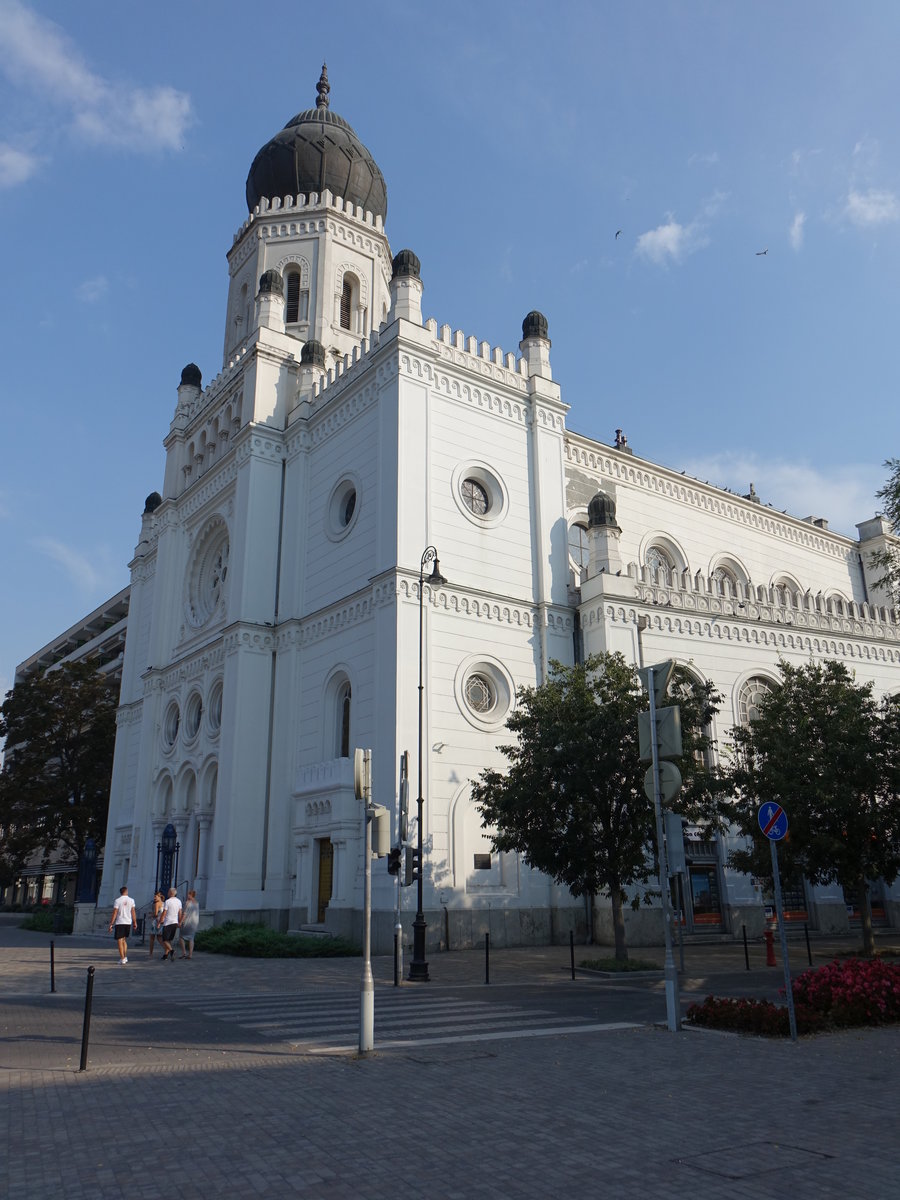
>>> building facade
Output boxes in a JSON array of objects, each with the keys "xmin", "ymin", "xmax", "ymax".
[{"xmin": 97, "ymin": 69, "xmax": 900, "ymax": 949}]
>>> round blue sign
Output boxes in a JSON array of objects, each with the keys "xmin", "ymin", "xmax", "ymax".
[{"xmin": 758, "ymin": 803, "xmax": 788, "ymax": 841}]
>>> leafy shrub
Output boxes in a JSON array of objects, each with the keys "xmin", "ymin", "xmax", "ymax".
[
  {"xmin": 580, "ymin": 957, "xmax": 660, "ymax": 972},
  {"xmin": 19, "ymin": 907, "xmax": 74, "ymax": 934},
  {"xmin": 194, "ymin": 921, "xmax": 359, "ymax": 958},
  {"xmin": 686, "ymin": 957, "xmax": 900, "ymax": 1037},
  {"xmin": 792, "ymin": 957, "xmax": 900, "ymax": 1027}
]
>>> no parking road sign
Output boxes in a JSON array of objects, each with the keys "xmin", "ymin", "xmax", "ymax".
[{"xmin": 758, "ymin": 803, "xmax": 788, "ymax": 841}]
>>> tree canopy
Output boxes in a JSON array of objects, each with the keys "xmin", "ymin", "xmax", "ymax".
[
  {"xmin": 0, "ymin": 660, "xmax": 117, "ymax": 885},
  {"xmin": 871, "ymin": 457, "xmax": 900, "ymax": 603},
  {"xmin": 471, "ymin": 653, "xmax": 723, "ymax": 959},
  {"xmin": 725, "ymin": 659, "xmax": 900, "ymax": 955}
]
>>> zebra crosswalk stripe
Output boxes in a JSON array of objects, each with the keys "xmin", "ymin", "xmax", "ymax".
[{"xmin": 179, "ymin": 989, "xmax": 643, "ymax": 1050}]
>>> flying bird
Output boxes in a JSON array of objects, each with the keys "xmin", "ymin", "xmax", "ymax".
[
  {"xmin": 756, "ymin": 248, "xmax": 768, "ymax": 255},
  {"xmin": 615, "ymin": 230, "xmax": 623, "ymax": 239}
]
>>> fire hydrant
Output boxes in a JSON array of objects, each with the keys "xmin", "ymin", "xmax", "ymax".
[{"xmin": 764, "ymin": 927, "xmax": 777, "ymax": 967}]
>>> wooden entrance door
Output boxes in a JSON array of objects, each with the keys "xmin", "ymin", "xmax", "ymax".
[{"xmin": 316, "ymin": 839, "xmax": 333, "ymax": 923}]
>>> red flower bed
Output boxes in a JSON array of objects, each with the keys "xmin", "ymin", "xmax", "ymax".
[{"xmin": 686, "ymin": 957, "xmax": 900, "ymax": 1037}]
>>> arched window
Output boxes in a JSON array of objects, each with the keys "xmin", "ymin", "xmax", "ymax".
[
  {"xmin": 338, "ymin": 682, "xmax": 351, "ymax": 758},
  {"xmin": 568, "ymin": 523, "xmax": 589, "ymax": 571},
  {"xmin": 285, "ymin": 270, "xmax": 309, "ymax": 324},
  {"xmin": 340, "ymin": 278, "xmax": 353, "ymax": 330},
  {"xmin": 646, "ymin": 544, "xmax": 675, "ymax": 584},
  {"xmin": 737, "ymin": 677, "xmax": 773, "ymax": 726}
]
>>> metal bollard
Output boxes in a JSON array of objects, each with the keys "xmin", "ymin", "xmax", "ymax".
[
  {"xmin": 393, "ymin": 930, "xmax": 400, "ymax": 987},
  {"xmin": 570, "ymin": 929, "xmax": 576, "ymax": 980},
  {"xmin": 485, "ymin": 931, "xmax": 490, "ymax": 985},
  {"xmin": 79, "ymin": 965, "xmax": 95, "ymax": 1072},
  {"xmin": 742, "ymin": 924, "xmax": 750, "ymax": 971},
  {"xmin": 50, "ymin": 938, "xmax": 56, "ymax": 993},
  {"xmin": 804, "ymin": 922, "xmax": 813, "ymax": 967}
]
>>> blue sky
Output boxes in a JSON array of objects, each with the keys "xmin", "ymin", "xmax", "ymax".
[{"xmin": 1, "ymin": 0, "xmax": 898, "ymax": 695}]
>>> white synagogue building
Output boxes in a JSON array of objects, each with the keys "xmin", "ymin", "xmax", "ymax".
[{"xmin": 98, "ymin": 68, "xmax": 900, "ymax": 950}]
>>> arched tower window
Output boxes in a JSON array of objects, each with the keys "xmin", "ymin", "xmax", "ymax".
[
  {"xmin": 340, "ymin": 278, "xmax": 353, "ymax": 330},
  {"xmin": 285, "ymin": 270, "xmax": 309, "ymax": 324},
  {"xmin": 338, "ymin": 682, "xmax": 351, "ymax": 758},
  {"xmin": 646, "ymin": 544, "xmax": 676, "ymax": 584}
]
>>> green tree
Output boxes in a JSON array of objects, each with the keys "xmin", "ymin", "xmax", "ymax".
[
  {"xmin": 471, "ymin": 653, "xmax": 723, "ymax": 960},
  {"xmin": 725, "ymin": 659, "xmax": 900, "ymax": 956},
  {"xmin": 871, "ymin": 457, "xmax": 900, "ymax": 603},
  {"xmin": 0, "ymin": 661, "xmax": 117, "ymax": 884}
]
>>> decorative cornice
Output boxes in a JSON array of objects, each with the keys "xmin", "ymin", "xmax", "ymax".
[
  {"xmin": 565, "ymin": 436, "xmax": 860, "ymax": 563},
  {"xmin": 115, "ymin": 700, "xmax": 143, "ymax": 727},
  {"xmin": 177, "ymin": 460, "xmax": 239, "ymax": 522},
  {"xmin": 222, "ymin": 624, "xmax": 276, "ymax": 656},
  {"xmin": 142, "ymin": 643, "xmax": 228, "ymax": 695},
  {"xmin": 587, "ymin": 602, "xmax": 899, "ymax": 665}
]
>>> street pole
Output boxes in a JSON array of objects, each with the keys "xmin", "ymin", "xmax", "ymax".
[
  {"xmin": 770, "ymin": 838, "xmax": 798, "ymax": 1042},
  {"xmin": 359, "ymin": 749, "xmax": 374, "ymax": 1053},
  {"xmin": 409, "ymin": 546, "xmax": 445, "ymax": 981},
  {"xmin": 648, "ymin": 665, "xmax": 681, "ymax": 1032}
]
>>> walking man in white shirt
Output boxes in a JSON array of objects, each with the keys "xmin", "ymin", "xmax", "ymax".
[
  {"xmin": 108, "ymin": 885, "xmax": 137, "ymax": 964},
  {"xmin": 159, "ymin": 888, "xmax": 183, "ymax": 961}
]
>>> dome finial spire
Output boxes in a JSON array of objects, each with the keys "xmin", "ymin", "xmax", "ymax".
[{"xmin": 316, "ymin": 63, "xmax": 330, "ymax": 110}]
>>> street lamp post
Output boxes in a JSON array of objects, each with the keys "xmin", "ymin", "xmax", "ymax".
[{"xmin": 409, "ymin": 545, "xmax": 446, "ymax": 982}]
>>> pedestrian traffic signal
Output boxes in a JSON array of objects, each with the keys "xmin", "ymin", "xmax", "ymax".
[
  {"xmin": 404, "ymin": 846, "xmax": 421, "ymax": 887},
  {"xmin": 387, "ymin": 847, "xmax": 402, "ymax": 876}
]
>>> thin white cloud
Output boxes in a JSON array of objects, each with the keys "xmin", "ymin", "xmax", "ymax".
[
  {"xmin": 0, "ymin": 0, "xmax": 192, "ymax": 152},
  {"xmin": 76, "ymin": 275, "xmax": 109, "ymax": 304},
  {"xmin": 33, "ymin": 538, "xmax": 103, "ymax": 593},
  {"xmin": 790, "ymin": 211, "xmax": 806, "ymax": 251},
  {"xmin": 845, "ymin": 188, "xmax": 899, "ymax": 228},
  {"xmin": 0, "ymin": 141, "xmax": 40, "ymax": 187},
  {"xmin": 636, "ymin": 215, "xmax": 709, "ymax": 266},
  {"xmin": 677, "ymin": 453, "xmax": 885, "ymax": 538},
  {"xmin": 688, "ymin": 151, "xmax": 718, "ymax": 166}
]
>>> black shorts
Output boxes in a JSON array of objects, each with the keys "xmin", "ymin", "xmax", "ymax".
[
  {"xmin": 163, "ymin": 924, "xmax": 178, "ymax": 942},
  {"xmin": 114, "ymin": 924, "xmax": 131, "ymax": 939}
]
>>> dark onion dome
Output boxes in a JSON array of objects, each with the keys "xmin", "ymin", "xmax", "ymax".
[
  {"xmin": 245, "ymin": 64, "xmax": 387, "ymax": 220},
  {"xmin": 143, "ymin": 492, "xmax": 163, "ymax": 514},
  {"xmin": 391, "ymin": 249, "xmax": 421, "ymax": 279},
  {"xmin": 180, "ymin": 363, "xmax": 202, "ymax": 388},
  {"xmin": 522, "ymin": 310, "xmax": 549, "ymax": 340},
  {"xmin": 258, "ymin": 269, "xmax": 284, "ymax": 296},
  {"xmin": 300, "ymin": 339, "xmax": 326, "ymax": 367},
  {"xmin": 588, "ymin": 490, "xmax": 619, "ymax": 529}
]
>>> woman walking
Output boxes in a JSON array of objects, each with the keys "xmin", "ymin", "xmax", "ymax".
[
  {"xmin": 147, "ymin": 891, "xmax": 164, "ymax": 957},
  {"xmin": 180, "ymin": 890, "xmax": 200, "ymax": 959}
]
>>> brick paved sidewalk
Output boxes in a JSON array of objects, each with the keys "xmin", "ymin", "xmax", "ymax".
[{"xmin": 3, "ymin": 924, "xmax": 900, "ymax": 1199}]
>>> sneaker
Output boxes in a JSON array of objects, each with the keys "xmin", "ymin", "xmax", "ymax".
[{"xmin": 121, "ymin": 957, "xmax": 127, "ymax": 965}]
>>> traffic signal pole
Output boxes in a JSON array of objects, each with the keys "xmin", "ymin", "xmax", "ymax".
[{"xmin": 647, "ymin": 666, "xmax": 681, "ymax": 1032}]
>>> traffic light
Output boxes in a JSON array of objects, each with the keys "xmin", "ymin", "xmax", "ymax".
[
  {"xmin": 404, "ymin": 846, "xmax": 420, "ymax": 887},
  {"xmin": 387, "ymin": 846, "xmax": 402, "ymax": 876}
]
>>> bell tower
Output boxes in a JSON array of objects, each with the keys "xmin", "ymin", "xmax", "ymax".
[{"xmin": 222, "ymin": 66, "xmax": 392, "ymax": 371}]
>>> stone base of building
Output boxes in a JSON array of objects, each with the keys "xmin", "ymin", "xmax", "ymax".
[{"xmin": 72, "ymin": 902, "xmax": 98, "ymax": 934}]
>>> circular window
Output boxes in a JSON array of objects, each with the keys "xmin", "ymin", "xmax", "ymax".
[
  {"xmin": 326, "ymin": 476, "xmax": 361, "ymax": 540},
  {"xmin": 187, "ymin": 520, "xmax": 230, "ymax": 627},
  {"xmin": 455, "ymin": 655, "xmax": 515, "ymax": 730},
  {"xmin": 184, "ymin": 691, "xmax": 203, "ymax": 740},
  {"xmin": 464, "ymin": 673, "xmax": 496, "ymax": 715},
  {"xmin": 451, "ymin": 462, "xmax": 508, "ymax": 528},
  {"xmin": 207, "ymin": 680, "xmax": 223, "ymax": 735},
  {"xmin": 461, "ymin": 478, "xmax": 489, "ymax": 516},
  {"xmin": 163, "ymin": 701, "xmax": 180, "ymax": 749}
]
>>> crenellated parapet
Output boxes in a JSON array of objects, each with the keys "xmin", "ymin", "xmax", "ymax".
[{"xmin": 625, "ymin": 560, "xmax": 900, "ymax": 639}]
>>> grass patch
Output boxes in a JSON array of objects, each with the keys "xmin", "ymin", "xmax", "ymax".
[
  {"xmin": 194, "ymin": 921, "xmax": 359, "ymax": 958},
  {"xmin": 19, "ymin": 908, "xmax": 73, "ymax": 934},
  {"xmin": 579, "ymin": 956, "xmax": 660, "ymax": 972}
]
